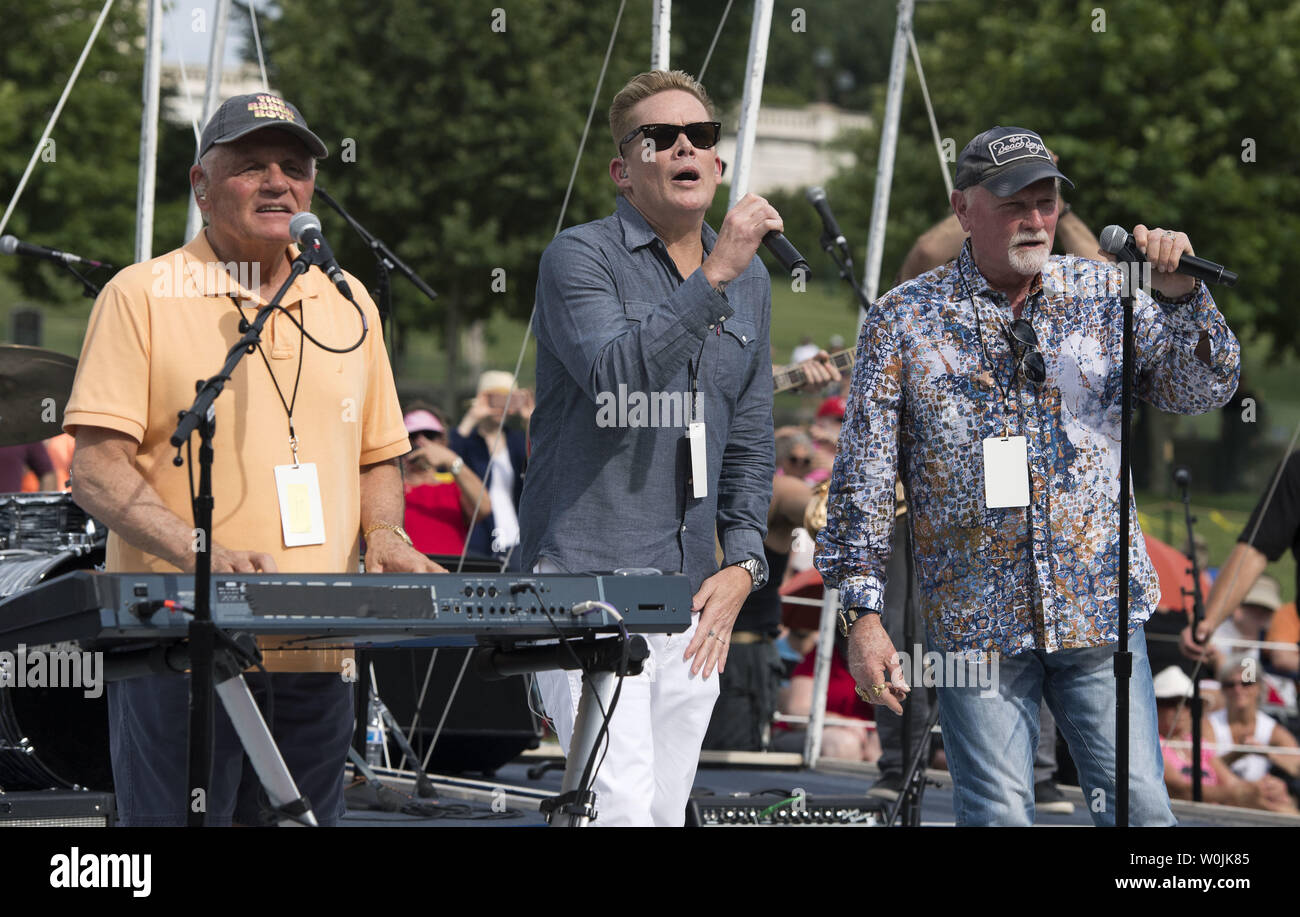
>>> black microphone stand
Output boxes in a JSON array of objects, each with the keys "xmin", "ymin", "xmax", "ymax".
[
  {"xmin": 1108, "ymin": 254, "xmax": 1147, "ymax": 828},
  {"xmin": 170, "ymin": 253, "xmax": 312, "ymax": 827},
  {"xmin": 58, "ymin": 260, "xmax": 107, "ymax": 299},
  {"xmin": 1175, "ymin": 466, "xmax": 1207, "ymax": 802},
  {"xmin": 313, "ymin": 185, "xmax": 438, "ymax": 358},
  {"xmin": 817, "ymin": 232, "xmax": 871, "ymax": 313}
]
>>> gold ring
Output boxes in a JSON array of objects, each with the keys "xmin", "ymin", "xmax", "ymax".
[
  {"xmin": 871, "ymin": 684, "xmax": 888, "ymax": 698},
  {"xmin": 854, "ymin": 684, "xmax": 872, "ymax": 701}
]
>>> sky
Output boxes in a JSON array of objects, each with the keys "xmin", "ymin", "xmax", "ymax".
[{"xmin": 162, "ymin": 0, "xmax": 263, "ymax": 67}]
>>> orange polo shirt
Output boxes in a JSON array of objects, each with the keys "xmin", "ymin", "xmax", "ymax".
[{"xmin": 64, "ymin": 230, "xmax": 410, "ymax": 671}]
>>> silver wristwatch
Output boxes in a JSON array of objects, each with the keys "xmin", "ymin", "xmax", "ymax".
[{"xmin": 731, "ymin": 557, "xmax": 767, "ymax": 592}]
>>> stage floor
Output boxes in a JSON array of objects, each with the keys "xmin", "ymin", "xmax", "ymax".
[{"xmin": 339, "ymin": 750, "xmax": 1300, "ymax": 827}]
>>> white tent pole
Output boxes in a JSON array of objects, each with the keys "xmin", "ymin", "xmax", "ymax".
[
  {"xmin": 726, "ymin": 0, "xmax": 774, "ymax": 207},
  {"xmin": 858, "ymin": 0, "xmax": 914, "ymax": 323},
  {"xmin": 135, "ymin": 0, "xmax": 163, "ymax": 263},
  {"xmin": 184, "ymin": 0, "xmax": 233, "ymax": 242},
  {"xmin": 651, "ymin": 0, "xmax": 671, "ymax": 70},
  {"xmin": 802, "ymin": 587, "xmax": 840, "ymax": 768}
]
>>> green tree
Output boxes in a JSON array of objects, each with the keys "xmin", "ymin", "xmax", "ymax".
[
  {"xmin": 257, "ymin": 0, "xmax": 655, "ymax": 392},
  {"xmin": 826, "ymin": 0, "xmax": 1300, "ymax": 354},
  {"xmin": 0, "ymin": 0, "xmax": 193, "ymax": 306}
]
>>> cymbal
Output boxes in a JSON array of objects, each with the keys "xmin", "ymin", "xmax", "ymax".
[{"xmin": 0, "ymin": 345, "xmax": 78, "ymax": 446}]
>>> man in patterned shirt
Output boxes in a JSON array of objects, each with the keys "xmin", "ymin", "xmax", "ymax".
[{"xmin": 815, "ymin": 126, "xmax": 1241, "ymax": 825}]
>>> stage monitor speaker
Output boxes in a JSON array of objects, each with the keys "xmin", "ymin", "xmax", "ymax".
[
  {"xmin": 0, "ymin": 791, "xmax": 115, "ymax": 827},
  {"xmin": 686, "ymin": 791, "xmax": 887, "ymax": 827},
  {"xmin": 360, "ymin": 646, "xmax": 542, "ymax": 777}
]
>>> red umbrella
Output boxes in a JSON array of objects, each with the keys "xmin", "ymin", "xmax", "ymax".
[{"xmin": 1144, "ymin": 533, "xmax": 1213, "ymax": 615}]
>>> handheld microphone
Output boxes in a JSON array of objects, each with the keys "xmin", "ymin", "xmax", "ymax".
[
  {"xmin": 1, "ymin": 234, "xmax": 114, "ymax": 270},
  {"xmin": 1099, "ymin": 225, "xmax": 1238, "ymax": 287},
  {"xmin": 762, "ymin": 231, "xmax": 810, "ymax": 277},
  {"xmin": 805, "ymin": 186, "xmax": 850, "ymax": 257},
  {"xmin": 289, "ymin": 212, "xmax": 354, "ymax": 300}
]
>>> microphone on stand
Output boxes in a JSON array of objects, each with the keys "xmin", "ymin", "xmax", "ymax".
[
  {"xmin": 1, "ymin": 234, "xmax": 114, "ymax": 270},
  {"xmin": 289, "ymin": 212, "xmax": 354, "ymax": 300},
  {"xmin": 806, "ymin": 186, "xmax": 851, "ymax": 260},
  {"xmin": 1099, "ymin": 225, "xmax": 1238, "ymax": 287}
]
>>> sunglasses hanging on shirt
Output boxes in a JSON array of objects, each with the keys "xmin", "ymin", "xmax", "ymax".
[{"xmin": 1007, "ymin": 318, "xmax": 1046, "ymax": 387}]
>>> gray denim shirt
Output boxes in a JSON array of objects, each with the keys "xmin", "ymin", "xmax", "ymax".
[{"xmin": 519, "ymin": 196, "xmax": 775, "ymax": 592}]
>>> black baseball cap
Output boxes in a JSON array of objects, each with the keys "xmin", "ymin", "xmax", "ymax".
[
  {"xmin": 954, "ymin": 126, "xmax": 1072, "ymax": 196},
  {"xmin": 197, "ymin": 93, "xmax": 328, "ymax": 161}
]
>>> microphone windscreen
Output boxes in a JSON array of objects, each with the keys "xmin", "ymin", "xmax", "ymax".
[
  {"xmin": 289, "ymin": 211, "xmax": 321, "ymax": 242},
  {"xmin": 0, "ymin": 235, "xmax": 19, "ymax": 255},
  {"xmin": 1099, "ymin": 224, "xmax": 1131, "ymax": 256}
]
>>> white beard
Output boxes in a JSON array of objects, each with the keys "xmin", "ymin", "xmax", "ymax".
[{"xmin": 1007, "ymin": 234, "xmax": 1050, "ymax": 275}]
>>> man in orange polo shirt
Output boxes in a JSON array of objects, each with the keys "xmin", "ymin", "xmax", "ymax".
[{"xmin": 65, "ymin": 93, "xmax": 440, "ymax": 826}]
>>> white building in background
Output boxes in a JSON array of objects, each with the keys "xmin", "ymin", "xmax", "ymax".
[
  {"xmin": 715, "ymin": 103, "xmax": 872, "ymax": 195},
  {"xmin": 160, "ymin": 62, "xmax": 269, "ymax": 132}
]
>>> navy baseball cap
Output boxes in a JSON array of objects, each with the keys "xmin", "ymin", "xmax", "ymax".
[
  {"xmin": 197, "ymin": 93, "xmax": 328, "ymax": 161},
  {"xmin": 954, "ymin": 126, "xmax": 1072, "ymax": 196}
]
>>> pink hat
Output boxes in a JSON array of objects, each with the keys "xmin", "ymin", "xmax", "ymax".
[{"xmin": 403, "ymin": 409, "xmax": 444, "ymax": 435}]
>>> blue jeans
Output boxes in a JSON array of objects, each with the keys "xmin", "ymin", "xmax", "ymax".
[{"xmin": 934, "ymin": 627, "xmax": 1175, "ymax": 826}]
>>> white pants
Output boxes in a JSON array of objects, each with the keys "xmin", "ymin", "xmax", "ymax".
[{"xmin": 534, "ymin": 612, "xmax": 719, "ymax": 827}]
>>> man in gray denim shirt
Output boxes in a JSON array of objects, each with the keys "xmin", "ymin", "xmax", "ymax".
[{"xmin": 519, "ymin": 70, "xmax": 777, "ymax": 825}]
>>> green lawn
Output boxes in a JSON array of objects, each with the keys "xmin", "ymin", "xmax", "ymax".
[{"xmin": 1137, "ymin": 489, "xmax": 1295, "ymax": 605}]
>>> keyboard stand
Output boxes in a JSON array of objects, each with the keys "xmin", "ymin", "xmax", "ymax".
[{"xmin": 474, "ymin": 635, "xmax": 649, "ymax": 827}]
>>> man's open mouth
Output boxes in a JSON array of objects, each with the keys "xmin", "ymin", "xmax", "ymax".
[{"xmin": 672, "ymin": 168, "xmax": 700, "ymax": 184}]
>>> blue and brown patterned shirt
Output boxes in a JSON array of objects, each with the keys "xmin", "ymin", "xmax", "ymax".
[{"xmin": 815, "ymin": 242, "xmax": 1240, "ymax": 655}]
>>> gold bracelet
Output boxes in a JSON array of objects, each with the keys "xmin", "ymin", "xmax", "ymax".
[{"xmin": 363, "ymin": 522, "xmax": 413, "ymax": 547}]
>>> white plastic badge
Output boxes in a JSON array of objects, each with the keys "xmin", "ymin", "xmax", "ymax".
[
  {"xmin": 274, "ymin": 463, "xmax": 326, "ymax": 546},
  {"xmin": 982, "ymin": 435, "xmax": 1030, "ymax": 508},
  {"xmin": 687, "ymin": 421, "xmax": 707, "ymax": 498}
]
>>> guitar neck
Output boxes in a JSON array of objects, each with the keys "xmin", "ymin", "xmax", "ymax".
[{"xmin": 773, "ymin": 348, "xmax": 855, "ymax": 394}]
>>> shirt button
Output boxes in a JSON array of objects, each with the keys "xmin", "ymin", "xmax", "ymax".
[
  {"xmin": 680, "ymin": 523, "xmax": 687, "ymax": 532},
  {"xmin": 741, "ymin": 334, "xmax": 748, "ymax": 342},
  {"xmin": 707, "ymin": 324, "xmax": 715, "ymax": 330}
]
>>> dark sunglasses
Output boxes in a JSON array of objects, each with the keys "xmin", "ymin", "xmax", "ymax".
[
  {"xmin": 618, "ymin": 121, "xmax": 722, "ymax": 154},
  {"xmin": 1007, "ymin": 318, "xmax": 1046, "ymax": 387}
]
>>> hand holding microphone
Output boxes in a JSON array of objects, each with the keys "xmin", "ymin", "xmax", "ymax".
[
  {"xmin": 1099, "ymin": 224, "xmax": 1239, "ymax": 296},
  {"xmin": 703, "ymin": 193, "xmax": 808, "ymax": 287}
]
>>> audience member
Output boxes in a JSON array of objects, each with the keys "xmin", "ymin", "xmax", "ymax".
[
  {"xmin": 451, "ymin": 371, "xmax": 530, "ymax": 567},
  {"xmin": 0, "ymin": 442, "xmax": 56, "ymax": 492},
  {"xmin": 1208, "ymin": 657, "xmax": 1300, "ymax": 813},
  {"xmin": 401, "ymin": 406, "xmax": 492, "ymax": 557}
]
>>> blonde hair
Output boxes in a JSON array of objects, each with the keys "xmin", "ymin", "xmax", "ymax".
[{"xmin": 608, "ymin": 70, "xmax": 716, "ymax": 152}]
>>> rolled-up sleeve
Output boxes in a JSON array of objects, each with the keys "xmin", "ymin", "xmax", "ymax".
[
  {"xmin": 717, "ymin": 280, "xmax": 775, "ymax": 567},
  {"xmin": 1134, "ymin": 279, "xmax": 1241, "ymax": 414},
  {"xmin": 815, "ymin": 302, "xmax": 904, "ymax": 615},
  {"xmin": 533, "ymin": 233, "xmax": 733, "ymax": 403}
]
